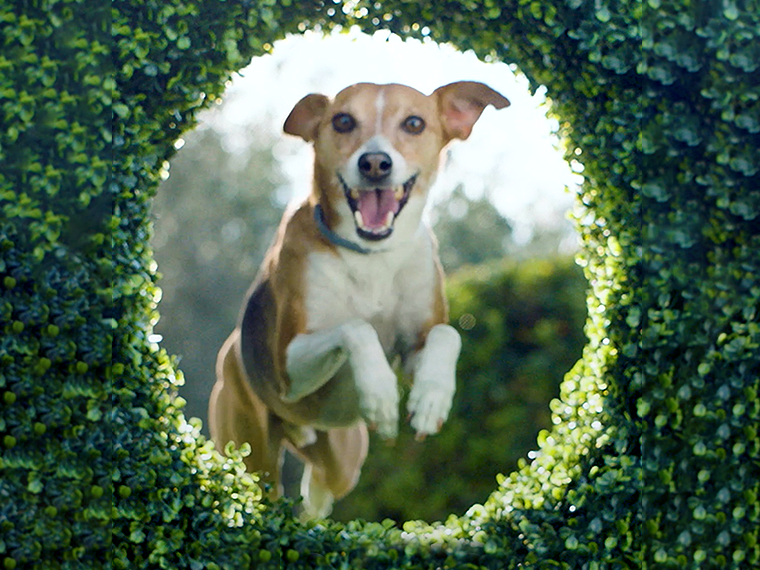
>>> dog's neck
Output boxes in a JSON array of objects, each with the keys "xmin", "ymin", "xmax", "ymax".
[{"xmin": 313, "ymin": 204, "xmax": 375, "ymax": 255}]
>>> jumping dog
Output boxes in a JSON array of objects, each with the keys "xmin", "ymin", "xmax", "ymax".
[{"xmin": 209, "ymin": 81, "xmax": 510, "ymax": 517}]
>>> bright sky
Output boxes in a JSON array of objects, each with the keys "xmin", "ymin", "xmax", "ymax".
[{"xmin": 195, "ymin": 28, "xmax": 580, "ymax": 247}]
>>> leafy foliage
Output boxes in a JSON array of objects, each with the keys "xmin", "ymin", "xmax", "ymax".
[{"xmin": 1, "ymin": 1, "xmax": 758, "ymax": 570}]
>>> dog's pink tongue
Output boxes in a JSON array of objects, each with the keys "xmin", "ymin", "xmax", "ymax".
[{"xmin": 357, "ymin": 189, "xmax": 399, "ymax": 229}]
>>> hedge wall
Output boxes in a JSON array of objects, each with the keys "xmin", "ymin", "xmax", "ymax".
[{"xmin": 1, "ymin": 1, "xmax": 758, "ymax": 569}]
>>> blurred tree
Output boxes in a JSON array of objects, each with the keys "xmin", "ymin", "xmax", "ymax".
[
  {"xmin": 431, "ymin": 185, "xmax": 514, "ymax": 272},
  {"xmin": 152, "ymin": 125, "xmax": 285, "ymax": 422}
]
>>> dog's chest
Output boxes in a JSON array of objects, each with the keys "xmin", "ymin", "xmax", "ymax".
[
  {"xmin": 305, "ymin": 252, "xmax": 401, "ymax": 323},
  {"xmin": 303, "ymin": 246, "xmax": 435, "ymax": 349},
  {"xmin": 345, "ymin": 262, "xmax": 395, "ymax": 318}
]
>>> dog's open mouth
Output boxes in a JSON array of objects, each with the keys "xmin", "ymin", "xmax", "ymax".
[{"xmin": 338, "ymin": 174, "xmax": 417, "ymax": 241}]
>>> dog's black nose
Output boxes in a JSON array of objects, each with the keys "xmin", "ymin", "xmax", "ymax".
[{"xmin": 358, "ymin": 152, "xmax": 392, "ymax": 182}]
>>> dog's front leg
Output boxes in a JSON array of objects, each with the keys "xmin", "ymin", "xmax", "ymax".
[
  {"xmin": 407, "ymin": 324, "xmax": 461, "ymax": 440},
  {"xmin": 285, "ymin": 319, "xmax": 399, "ymax": 438}
]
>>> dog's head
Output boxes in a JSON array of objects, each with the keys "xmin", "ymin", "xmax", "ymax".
[{"xmin": 284, "ymin": 82, "xmax": 509, "ymax": 249}]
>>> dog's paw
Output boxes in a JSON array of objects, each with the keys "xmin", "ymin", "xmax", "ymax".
[
  {"xmin": 406, "ymin": 324, "xmax": 459, "ymax": 440},
  {"xmin": 356, "ymin": 367, "xmax": 399, "ymax": 439},
  {"xmin": 407, "ymin": 383, "xmax": 454, "ymax": 440}
]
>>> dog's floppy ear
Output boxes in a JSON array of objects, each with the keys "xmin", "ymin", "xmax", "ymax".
[
  {"xmin": 284, "ymin": 93, "xmax": 330, "ymax": 142},
  {"xmin": 434, "ymin": 81, "xmax": 510, "ymax": 141}
]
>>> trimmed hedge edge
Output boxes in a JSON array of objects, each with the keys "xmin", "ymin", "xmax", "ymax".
[{"xmin": 0, "ymin": 1, "xmax": 758, "ymax": 569}]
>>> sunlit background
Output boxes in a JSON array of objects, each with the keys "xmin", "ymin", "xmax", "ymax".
[
  {"xmin": 175, "ymin": 28, "xmax": 580, "ymax": 246},
  {"xmin": 152, "ymin": 28, "xmax": 587, "ymax": 521}
]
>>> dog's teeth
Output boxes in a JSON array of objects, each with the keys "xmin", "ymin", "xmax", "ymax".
[
  {"xmin": 394, "ymin": 187, "xmax": 404, "ymax": 200},
  {"xmin": 354, "ymin": 210, "xmax": 365, "ymax": 229},
  {"xmin": 351, "ymin": 188, "xmax": 360, "ymax": 200},
  {"xmin": 384, "ymin": 211, "xmax": 394, "ymax": 228}
]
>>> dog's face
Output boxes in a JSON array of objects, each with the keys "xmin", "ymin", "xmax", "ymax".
[{"xmin": 285, "ymin": 82, "xmax": 509, "ymax": 248}]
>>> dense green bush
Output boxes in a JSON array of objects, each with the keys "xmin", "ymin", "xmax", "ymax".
[{"xmin": 1, "ymin": 1, "xmax": 758, "ymax": 570}]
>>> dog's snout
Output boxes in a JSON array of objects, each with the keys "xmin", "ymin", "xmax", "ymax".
[{"xmin": 358, "ymin": 152, "xmax": 393, "ymax": 182}]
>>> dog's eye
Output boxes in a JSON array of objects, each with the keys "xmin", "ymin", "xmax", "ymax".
[
  {"xmin": 402, "ymin": 115, "xmax": 425, "ymax": 134},
  {"xmin": 332, "ymin": 113, "xmax": 356, "ymax": 134}
]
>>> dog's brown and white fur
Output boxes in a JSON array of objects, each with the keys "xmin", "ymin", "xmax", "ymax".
[{"xmin": 209, "ymin": 81, "xmax": 509, "ymax": 517}]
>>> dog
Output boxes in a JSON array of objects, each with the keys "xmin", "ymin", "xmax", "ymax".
[{"xmin": 209, "ymin": 81, "xmax": 510, "ymax": 517}]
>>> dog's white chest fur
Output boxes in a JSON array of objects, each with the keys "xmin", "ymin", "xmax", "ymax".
[
  {"xmin": 303, "ymin": 228, "xmax": 436, "ymax": 353},
  {"xmin": 343, "ymin": 258, "xmax": 396, "ymax": 320}
]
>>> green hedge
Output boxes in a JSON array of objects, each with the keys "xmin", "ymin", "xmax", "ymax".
[{"xmin": 1, "ymin": 1, "xmax": 758, "ymax": 569}]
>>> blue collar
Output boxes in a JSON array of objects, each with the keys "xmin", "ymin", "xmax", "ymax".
[{"xmin": 313, "ymin": 204, "xmax": 373, "ymax": 255}]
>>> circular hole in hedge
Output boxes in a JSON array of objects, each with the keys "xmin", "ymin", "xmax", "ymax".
[{"xmin": 152, "ymin": 29, "xmax": 585, "ymax": 522}]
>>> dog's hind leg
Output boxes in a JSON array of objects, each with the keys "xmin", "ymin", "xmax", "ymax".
[
  {"xmin": 209, "ymin": 330, "xmax": 286, "ymax": 495},
  {"xmin": 290, "ymin": 423, "xmax": 369, "ymax": 518}
]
